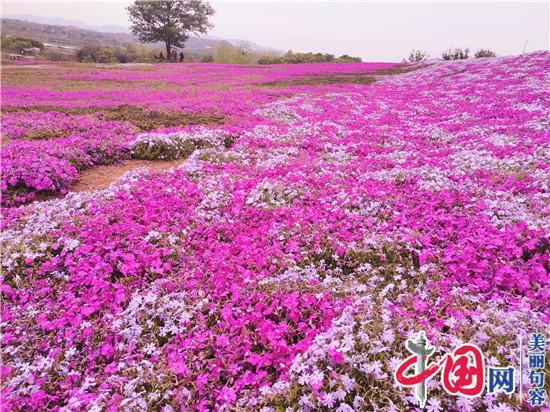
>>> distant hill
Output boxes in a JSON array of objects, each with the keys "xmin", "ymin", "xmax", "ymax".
[
  {"xmin": 2, "ymin": 19, "xmax": 135, "ymax": 48},
  {"xmin": 4, "ymin": 14, "xmax": 130, "ymax": 33},
  {"xmin": 1, "ymin": 18, "xmax": 282, "ymax": 55}
]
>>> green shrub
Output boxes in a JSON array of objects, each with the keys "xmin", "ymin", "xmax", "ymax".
[
  {"xmin": 475, "ymin": 49, "xmax": 496, "ymax": 58},
  {"xmin": 441, "ymin": 47, "xmax": 470, "ymax": 60}
]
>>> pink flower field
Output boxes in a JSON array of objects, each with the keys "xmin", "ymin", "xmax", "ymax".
[{"xmin": 1, "ymin": 53, "xmax": 549, "ymax": 411}]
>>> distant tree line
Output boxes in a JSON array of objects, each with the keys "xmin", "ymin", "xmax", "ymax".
[{"xmin": 258, "ymin": 51, "xmax": 362, "ymax": 64}]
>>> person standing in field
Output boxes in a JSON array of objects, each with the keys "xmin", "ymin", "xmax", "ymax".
[{"xmin": 179, "ymin": 52, "xmax": 184, "ymax": 62}]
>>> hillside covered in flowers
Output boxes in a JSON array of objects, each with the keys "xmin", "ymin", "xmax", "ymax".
[{"xmin": 1, "ymin": 52, "xmax": 549, "ymax": 411}]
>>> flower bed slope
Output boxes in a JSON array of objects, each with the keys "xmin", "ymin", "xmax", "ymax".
[{"xmin": 1, "ymin": 52, "xmax": 549, "ymax": 411}]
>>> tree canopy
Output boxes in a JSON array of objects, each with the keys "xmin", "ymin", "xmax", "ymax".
[{"xmin": 127, "ymin": 0, "xmax": 214, "ymax": 57}]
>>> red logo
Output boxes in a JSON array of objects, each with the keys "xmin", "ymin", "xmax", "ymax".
[{"xmin": 395, "ymin": 331, "xmax": 485, "ymax": 407}]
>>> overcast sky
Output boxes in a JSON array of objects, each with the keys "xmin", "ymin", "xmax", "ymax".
[{"xmin": 3, "ymin": 1, "xmax": 549, "ymax": 61}]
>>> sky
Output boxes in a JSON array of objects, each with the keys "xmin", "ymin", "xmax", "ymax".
[{"xmin": 2, "ymin": 1, "xmax": 549, "ymax": 61}]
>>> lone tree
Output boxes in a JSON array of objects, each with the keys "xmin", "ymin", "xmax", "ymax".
[{"xmin": 127, "ymin": 0, "xmax": 214, "ymax": 57}]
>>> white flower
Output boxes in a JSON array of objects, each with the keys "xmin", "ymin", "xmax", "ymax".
[
  {"xmin": 309, "ymin": 369, "xmax": 324, "ymax": 386},
  {"xmin": 381, "ymin": 329, "xmax": 395, "ymax": 344},
  {"xmin": 341, "ymin": 374, "xmax": 355, "ymax": 392},
  {"xmin": 335, "ymin": 403, "xmax": 354, "ymax": 412},
  {"xmin": 299, "ymin": 395, "xmax": 314, "ymax": 408},
  {"xmin": 142, "ymin": 342, "xmax": 157, "ymax": 355},
  {"xmin": 426, "ymin": 397, "xmax": 442, "ymax": 412},
  {"xmin": 455, "ymin": 396, "xmax": 475, "ymax": 412},
  {"xmin": 321, "ymin": 392, "xmax": 336, "ymax": 408}
]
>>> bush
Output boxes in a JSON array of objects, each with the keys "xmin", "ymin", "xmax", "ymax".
[
  {"xmin": 441, "ymin": 47, "xmax": 470, "ymax": 60},
  {"xmin": 335, "ymin": 54, "xmax": 362, "ymax": 63},
  {"xmin": 258, "ymin": 56, "xmax": 283, "ymax": 64},
  {"xmin": 201, "ymin": 55, "xmax": 214, "ymax": 63},
  {"xmin": 214, "ymin": 41, "xmax": 257, "ymax": 64},
  {"xmin": 407, "ymin": 49, "xmax": 429, "ymax": 62},
  {"xmin": 475, "ymin": 49, "xmax": 496, "ymax": 58},
  {"xmin": 124, "ymin": 43, "xmax": 158, "ymax": 62}
]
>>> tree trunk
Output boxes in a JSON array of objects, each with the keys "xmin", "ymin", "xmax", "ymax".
[{"xmin": 165, "ymin": 42, "xmax": 171, "ymax": 59}]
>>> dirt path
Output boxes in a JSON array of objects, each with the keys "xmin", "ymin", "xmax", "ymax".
[
  {"xmin": 72, "ymin": 159, "xmax": 184, "ymax": 192},
  {"xmin": 2, "ymin": 64, "xmax": 56, "ymax": 70}
]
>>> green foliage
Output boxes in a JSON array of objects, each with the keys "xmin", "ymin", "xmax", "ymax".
[
  {"xmin": 441, "ymin": 47, "xmax": 470, "ymax": 60},
  {"xmin": 407, "ymin": 49, "xmax": 428, "ymax": 62},
  {"xmin": 201, "ymin": 55, "xmax": 214, "ymax": 63},
  {"xmin": 258, "ymin": 50, "xmax": 361, "ymax": 65},
  {"xmin": 127, "ymin": 0, "xmax": 214, "ymax": 56},
  {"xmin": 1, "ymin": 35, "xmax": 44, "ymax": 53},
  {"xmin": 475, "ymin": 49, "xmax": 497, "ymax": 58}
]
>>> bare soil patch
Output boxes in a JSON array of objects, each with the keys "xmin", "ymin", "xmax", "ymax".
[
  {"xmin": 72, "ymin": 159, "xmax": 184, "ymax": 192},
  {"xmin": 98, "ymin": 106, "xmax": 225, "ymax": 131},
  {"xmin": 1, "ymin": 64, "xmax": 56, "ymax": 70}
]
